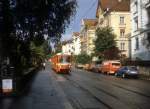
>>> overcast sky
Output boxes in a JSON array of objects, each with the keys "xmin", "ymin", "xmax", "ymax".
[{"xmin": 61, "ymin": 0, "xmax": 98, "ymax": 41}]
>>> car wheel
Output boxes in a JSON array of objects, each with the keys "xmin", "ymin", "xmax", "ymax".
[{"xmin": 122, "ymin": 74, "xmax": 126, "ymax": 78}]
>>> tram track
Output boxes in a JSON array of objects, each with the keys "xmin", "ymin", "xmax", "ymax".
[
  {"xmin": 73, "ymin": 68, "xmax": 150, "ymax": 99},
  {"xmin": 52, "ymin": 68, "xmax": 150, "ymax": 109},
  {"xmin": 62, "ymin": 75, "xmax": 116, "ymax": 109},
  {"xmin": 68, "ymin": 70, "xmax": 146, "ymax": 109}
]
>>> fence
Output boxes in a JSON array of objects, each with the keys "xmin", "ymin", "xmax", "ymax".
[{"xmin": 123, "ymin": 61, "xmax": 150, "ymax": 80}]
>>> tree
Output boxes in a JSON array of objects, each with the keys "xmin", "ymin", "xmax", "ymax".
[
  {"xmin": 102, "ymin": 46, "xmax": 121, "ymax": 60},
  {"xmin": 30, "ymin": 42, "xmax": 46, "ymax": 67},
  {"xmin": 0, "ymin": 0, "xmax": 77, "ymax": 72},
  {"xmin": 94, "ymin": 27, "xmax": 120, "ymax": 60},
  {"xmin": 54, "ymin": 42, "xmax": 62, "ymax": 54},
  {"xmin": 75, "ymin": 54, "xmax": 92, "ymax": 64},
  {"xmin": 13, "ymin": 0, "xmax": 77, "ymax": 42}
]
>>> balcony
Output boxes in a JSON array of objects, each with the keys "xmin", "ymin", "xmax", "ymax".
[{"xmin": 145, "ymin": 0, "xmax": 150, "ymax": 8}]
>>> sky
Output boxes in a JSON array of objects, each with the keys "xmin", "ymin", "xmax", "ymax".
[{"xmin": 61, "ymin": 0, "xmax": 98, "ymax": 41}]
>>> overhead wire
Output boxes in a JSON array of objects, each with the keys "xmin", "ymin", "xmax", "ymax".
[{"xmin": 71, "ymin": 0, "xmax": 98, "ymax": 32}]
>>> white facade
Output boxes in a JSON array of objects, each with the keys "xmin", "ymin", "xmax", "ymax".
[
  {"xmin": 131, "ymin": 0, "xmax": 150, "ymax": 60},
  {"xmin": 80, "ymin": 19, "xmax": 97, "ymax": 55},
  {"xmin": 72, "ymin": 33, "xmax": 81, "ymax": 55},
  {"xmin": 62, "ymin": 40, "xmax": 74, "ymax": 55},
  {"xmin": 86, "ymin": 29, "xmax": 96, "ymax": 55}
]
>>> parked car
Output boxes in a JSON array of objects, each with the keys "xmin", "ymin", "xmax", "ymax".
[
  {"xmin": 76, "ymin": 64, "xmax": 85, "ymax": 69},
  {"xmin": 99, "ymin": 60, "xmax": 121, "ymax": 75},
  {"xmin": 92, "ymin": 64, "xmax": 101, "ymax": 73},
  {"xmin": 85, "ymin": 61, "xmax": 102, "ymax": 72},
  {"xmin": 115, "ymin": 66, "xmax": 139, "ymax": 78},
  {"xmin": 84, "ymin": 64, "xmax": 91, "ymax": 70}
]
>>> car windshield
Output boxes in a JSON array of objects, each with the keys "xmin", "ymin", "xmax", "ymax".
[{"xmin": 128, "ymin": 67, "xmax": 137, "ymax": 71}]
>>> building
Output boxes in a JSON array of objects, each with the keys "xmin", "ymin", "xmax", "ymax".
[
  {"xmin": 0, "ymin": 1, "xmax": 3, "ymax": 61},
  {"xmin": 62, "ymin": 40, "xmax": 74, "ymax": 55},
  {"xmin": 80, "ymin": 19, "xmax": 97, "ymax": 55},
  {"xmin": 72, "ymin": 32, "xmax": 81, "ymax": 55},
  {"xmin": 96, "ymin": 0, "xmax": 131, "ymax": 58},
  {"xmin": 130, "ymin": 0, "xmax": 150, "ymax": 60}
]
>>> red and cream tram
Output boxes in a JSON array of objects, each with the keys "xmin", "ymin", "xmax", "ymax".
[{"xmin": 50, "ymin": 53, "xmax": 71, "ymax": 73}]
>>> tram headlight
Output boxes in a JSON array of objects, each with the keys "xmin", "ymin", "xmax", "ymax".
[
  {"xmin": 57, "ymin": 63, "xmax": 61, "ymax": 68},
  {"xmin": 59, "ymin": 65, "xmax": 61, "ymax": 68},
  {"xmin": 58, "ymin": 65, "xmax": 61, "ymax": 69}
]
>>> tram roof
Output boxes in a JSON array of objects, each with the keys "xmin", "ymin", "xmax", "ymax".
[{"xmin": 56, "ymin": 53, "xmax": 71, "ymax": 56}]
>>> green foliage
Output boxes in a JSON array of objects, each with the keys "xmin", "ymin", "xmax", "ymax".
[
  {"xmin": 102, "ymin": 46, "xmax": 121, "ymax": 60},
  {"xmin": 94, "ymin": 27, "xmax": 120, "ymax": 60},
  {"xmin": 42, "ymin": 40, "xmax": 52, "ymax": 55},
  {"xmin": 94, "ymin": 27, "xmax": 116, "ymax": 53},
  {"xmin": 75, "ymin": 54, "xmax": 92, "ymax": 64},
  {"xmin": 0, "ymin": 0, "xmax": 77, "ymax": 73},
  {"xmin": 30, "ymin": 42, "xmax": 46, "ymax": 66},
  {"xmin": 13, "ymin": 0, "xmax": 77, "ymax": 42},
  {"xmin": 54, "ymin": 42, "xmax": 62, "ymax": 53}
]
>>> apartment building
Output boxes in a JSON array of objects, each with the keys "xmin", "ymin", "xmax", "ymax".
[
  {"xmin": 96, "ymin": 0, "xmax": 131, "ymax": 58},
  {"xmin": 80, "ymin": 19, "xmax": 97, "ymax": 55},
  {"xmin": 130, "ymin": 0, "xmax": 150, "ymax": 60},
  {"xmin": 62, "ymin": 40, "xmax": 74, "ymax": 55},
  {"xmin": 72, "ymin": 32, "xmax": 81, "ymax": 55}
]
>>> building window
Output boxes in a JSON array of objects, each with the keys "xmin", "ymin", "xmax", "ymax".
[
  {"xmin": 135, "ymin": 1, "xmax": 138, "ymax": 13},
  {"xmin": 147, "ymin": 32, "xmax": 150, "ymax": 44},
  {"xmin": 135, "ymin": 37, "xmax": 139, "ymax": 50},
  {"xmin": 147, "ymin": 7, "xmax": 150, "ymax": 24},
  {"xmin": 120, "ymin": 16, "xmax": 125, "ymax": 24},
  {"xmin": 120, "ymin": 43, "xmax": 125, "ymax": 50},
  {"xmin": 134, "ymin": 17, "xmax": 138, "ymax": 30},
  {"xmin": 120, "ymin": 29, "xmax": 125, "ymax": 37},
  {"xmin": 75, "ymin": 38, "xmax": 78, "ymax": 41}
]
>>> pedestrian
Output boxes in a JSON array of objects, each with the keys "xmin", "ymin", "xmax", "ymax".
[{"xmin": 43, "ymin": 62, "xmax": 46, "ymax": 70}]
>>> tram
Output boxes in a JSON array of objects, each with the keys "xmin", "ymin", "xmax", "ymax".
[{"xmin": 50, "ymin": 53, "xmax": 71, "ymax": 73}]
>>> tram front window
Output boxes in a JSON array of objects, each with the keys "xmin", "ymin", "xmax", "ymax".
[{"xmin": 60, "ymin": 56, "xmax": 70, "ymax": 63}]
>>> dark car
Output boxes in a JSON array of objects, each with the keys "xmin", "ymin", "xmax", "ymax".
[{"xmin": 115, "ymin": 66, "xmax": 139, "ymax": 78}]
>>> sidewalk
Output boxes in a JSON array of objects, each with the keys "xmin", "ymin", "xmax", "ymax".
[{"xmin": 0, "ymin": 63, "xmax": 73, "ymax": 109}]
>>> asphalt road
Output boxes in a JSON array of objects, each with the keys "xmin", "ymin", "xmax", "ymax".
[
  {"xmin": 57, "ymin": 68, "xmax": 150, "ymax": 109},
  {"xmin": 0, "ymin": 63, "xmax": 150, "ymax": 109}
]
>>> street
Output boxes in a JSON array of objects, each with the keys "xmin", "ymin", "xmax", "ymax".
[
  {"xmin": 0, "ymin": 0, "xmax": 150, "ymax": 109},
  {"xmin": 0, "ymin": 63, "xmax": 150, "ymax": 109}
]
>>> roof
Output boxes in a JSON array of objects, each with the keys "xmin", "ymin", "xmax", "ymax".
[
  {"xmin": 73, "ymin": 32, "xmax": 80, "ymax": 37},
  {"xmin": 96, "ymin": 0, "xmax": 130, "ymax": 17},
  {"xmin": 103, "ymin": 60, "xmax": 121, "ymax": 63},
  {"xmin": 82, "ymin": 19, "xmax": 98, "ymax": 29},
  {"xmin": 56, "ymin": 53, "xmax": 71, "ymax": 56},
  {"xmin": 96, "ymin": 0, "xmax": 101, "ymax": 18},
  {"xmin": 62, "ymin": 39, "xmax": 73, "ymax": 45},
  {"xmin": 83, "ymin": 19, "xmax": 98, "ymax": 26}
]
